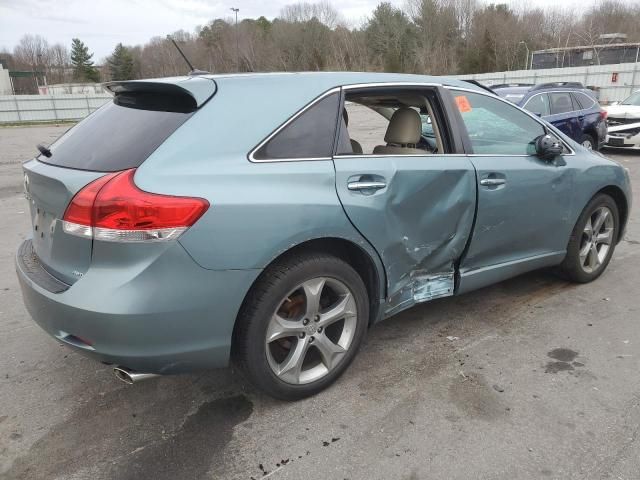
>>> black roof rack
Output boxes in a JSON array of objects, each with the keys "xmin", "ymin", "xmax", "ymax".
[
  {"xmin": 490, "ymin": 83, "xmax": 534, "ymax": 89},
  {"xmin": 530, "ymin": 82, "xmax": 585, "ymax": 91}
]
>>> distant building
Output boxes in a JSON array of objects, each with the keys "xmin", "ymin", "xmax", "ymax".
[
  {"xmin": 532, "ymin": 38, "xmax": 640, "ymax": 70},
  {"xmin": 0, "ymin": 61, "xmax": 12, "ymax": 95}
]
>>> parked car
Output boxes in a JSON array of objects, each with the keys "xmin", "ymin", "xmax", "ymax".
[
  {"xmin": 604, "ymin": 90, "xmax": 640, "ymax": 150},
  {"xmin": 492, "ymin": 82, "xmax": 608, "ymax": 150},
  {"xmin": 16, "ymin": 73, "xmax": 631, "ymax": 400}
]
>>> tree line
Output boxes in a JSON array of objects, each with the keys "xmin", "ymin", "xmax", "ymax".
[{"xmin": 2, "ymin": 0, "xmax": 640, "ymax": 92}]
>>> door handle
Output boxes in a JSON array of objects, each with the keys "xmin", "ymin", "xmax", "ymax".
[
  {"xmin": 347, "ymin": 181, "xmax": 387, "ymax": 191},
  {"xmin": 480, "ymin": 178, "xmax": 506, "ymax": 186}
]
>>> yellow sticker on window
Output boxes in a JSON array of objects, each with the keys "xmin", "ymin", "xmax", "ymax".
[{"xmin": 455, "ymin": 95, "xmax": 472, "ymax": 113}]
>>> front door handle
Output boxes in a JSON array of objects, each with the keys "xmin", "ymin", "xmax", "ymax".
[
  {"xmin": 347, "ymin": 181, "xmax": 387, "ymax": 191},
  {"xmin": 480, "ymin": 178, "xmax": 506, "ymax": 186}
]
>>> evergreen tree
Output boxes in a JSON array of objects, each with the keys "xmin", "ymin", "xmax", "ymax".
[
  {"xmin": 107, "ymin": 43, "xmax": 134, "ymax": 81},
  {"xmin": 70, "ymin": 38, "xmax": 99, "ymax": 82}
]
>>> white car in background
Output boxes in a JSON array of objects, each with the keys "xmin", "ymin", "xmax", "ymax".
[{"xmin": 605, "ymin": 90, "xmax": 640, "ymax": 150}]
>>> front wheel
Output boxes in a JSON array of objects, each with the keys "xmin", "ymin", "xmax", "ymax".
[
  {"xmin": 559, "ymin": 194, "xmax": 619, "ymax": 283},
  {"xmin": 233, "ymin": 252, "xmax": 369, "ymax": 400}
]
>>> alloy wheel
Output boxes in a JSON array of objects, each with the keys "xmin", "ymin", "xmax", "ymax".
[
  {"xmin": 582, "ymin": 139, "xmax": 593, "ymax": 149},
  {"xmin": 579, "ymin": 206, "xmax": 614, "ymax": 273},
  {"xmin": 265, "ymin": 277, "xmax": 358, "ymax": 385}
]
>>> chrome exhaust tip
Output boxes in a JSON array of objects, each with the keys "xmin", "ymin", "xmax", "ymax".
[{"xmin": 113, "ymin": 367, "xmax": 159, "ymax": 384}]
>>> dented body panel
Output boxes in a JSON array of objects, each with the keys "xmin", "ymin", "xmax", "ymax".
[{"xmin": 333, "ymin": 155, "xmax": 476, "ymax": 315}]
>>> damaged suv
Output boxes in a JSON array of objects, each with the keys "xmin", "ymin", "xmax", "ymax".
[
  {"xmin": 16, "ymin": 73, "xmax": 631, "ymax": 400},
  {"xmin": 605, "ymin": 90, "xmax": 640, "ymax": 149}
]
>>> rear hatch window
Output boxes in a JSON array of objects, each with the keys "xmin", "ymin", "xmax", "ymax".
[{"xmin": 39, "ymin": 94, "xmax": 194, "ymax": 172}]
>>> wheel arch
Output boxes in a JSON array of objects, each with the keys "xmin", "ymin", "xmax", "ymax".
[
  {"xmin": 232, "ymin": 237, "xmax": 386, "ymax": 351},
  {"xmin": 597, "ymin": 185, "xmax": 629, "ymax": 243}
]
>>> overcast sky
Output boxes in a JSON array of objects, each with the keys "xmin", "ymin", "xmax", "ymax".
[{"xmin": 1, "ymin": 0, "xmax": 583, "ymax": 62}]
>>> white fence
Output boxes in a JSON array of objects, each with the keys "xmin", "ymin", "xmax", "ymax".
[
  {"xmin": 453, "ymin": 62, "xmax": 640, "ymax": 104},
  {"xmin": 0, "ymin": 94, "xmax": 111, "ymax": 123},
  {"xmin": 2, "ymin": 63, "xmax": 640, "ymax": 124}
]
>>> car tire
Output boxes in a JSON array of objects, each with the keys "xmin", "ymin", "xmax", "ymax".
[
  {"xmin": 559, "ymin": 193, "xmax": 619, "ymax": 283},
  {"xmin": 579, "ymin": 133, "xmax": 596, "ymax": 150},
  {"xmin": 233, "ymin": 251, "xmax": 369, "ymax": 400}
]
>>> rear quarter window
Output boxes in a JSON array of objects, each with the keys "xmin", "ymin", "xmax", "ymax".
[
  {"xmin": 40, "ymin": 97, "xmax": 193, "ymax": 172},
  {"xmin": 252, "ymin": 91, "xmax": 340, "ymax": 160},
  {"xmin": 573, "ymin": 92, "xmax": 596, "ymax": 110}
]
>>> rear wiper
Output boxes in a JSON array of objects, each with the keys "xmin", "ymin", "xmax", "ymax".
[{"xmin": 37, "ymin": 144, "xmax": 52, "ymax": 158}]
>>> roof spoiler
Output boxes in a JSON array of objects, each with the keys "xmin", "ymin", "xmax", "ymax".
[
  {"xmin": 104, "ymin": 78, "xmax": 216, "ymax": 109},
  {"xmin": 103, "ymin": 81, "xmax": 198, "ymax": 113}
]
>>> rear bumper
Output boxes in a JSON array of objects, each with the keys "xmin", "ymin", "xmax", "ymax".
[{"xmin": 16, "ymin": 239, "xmax": 260, "ymax": 374}]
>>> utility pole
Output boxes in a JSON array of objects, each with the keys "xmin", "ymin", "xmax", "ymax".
[
  {"xmin": 230, "ymin": 7, "xmax": 239, "ymax": 71},
  {"xmin": 519, "ymin": 41, "xmax": 529, "ymax": 71}
]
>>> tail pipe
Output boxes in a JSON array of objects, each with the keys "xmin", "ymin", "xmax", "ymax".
[{"xmin": 113, "ymin": 367, "xmax": 160, "ymax": 384}]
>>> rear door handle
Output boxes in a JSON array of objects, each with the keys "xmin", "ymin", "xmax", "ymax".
[
  {"xmin": 347, "ymin": 181, "xmax": 387, "ymax": 191},
  {"xmin": 480, "ymin": 178, "xmax": 506, "ymax": 186}
]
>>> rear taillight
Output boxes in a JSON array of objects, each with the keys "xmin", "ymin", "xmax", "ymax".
[
  {"xmin": 600, "ymin": 110, "xmax": 608, "ymax": 120},
  {"xmin": 62, "ymin": 169, "xmax": 209, "ymax": 242}
]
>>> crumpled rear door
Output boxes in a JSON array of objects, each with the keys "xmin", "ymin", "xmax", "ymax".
[{"xmin": 333, "ymin": 155, "xmax": 476, "ymax": 315}]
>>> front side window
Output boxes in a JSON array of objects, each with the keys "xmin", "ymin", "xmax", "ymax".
[
  {"xmin": 523, "ymin": 93, "xmax": 550, "ymax": 117},
  {"xmin": 253, "ymin": 91, "xmax": 340, "ymax": 160},
  {"xmin": 549, "ymin": 92, "xmax": 575, "ymax": 115},
  {"xmin": 453, "ymin": 91, "xmax": 545, "ymax": 155}
]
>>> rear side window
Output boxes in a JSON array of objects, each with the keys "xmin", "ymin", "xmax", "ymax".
[
  {"xmin": 523, "ymin": 93, "xmax": 550, "ymax": 116},
  {"xmin": 573, "ymin": 92, "xmax": 595, "ymax": 110},
  {"xmin": 252, "ymin": 92, "xmax": 340, "ymax": 160},
  {"xmin": 41, "ymin": 97, "xmax": 193, "ymax": 172},
  {"xmin": 549, "ymin": 92, "xmax": 575, "ymax": 115}
]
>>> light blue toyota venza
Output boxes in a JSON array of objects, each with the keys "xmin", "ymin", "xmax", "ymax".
[{"xmin": 16, "ymin": 72, "xmax": 632, "ymax": 399}]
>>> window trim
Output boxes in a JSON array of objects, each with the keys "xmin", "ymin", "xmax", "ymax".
[
  {"xmin": 334, "ymin": 83, "xmax": 464, "ymax": 158},
  {"xmin": 446, "ymin": 86, "xmax": 575, "ymax": 157},
  {"xmin": 247, "ymin": 87, "xmax": 341, "ymax": 163}
]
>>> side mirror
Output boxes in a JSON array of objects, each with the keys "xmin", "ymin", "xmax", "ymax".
[{"xmin": 535, "ymin": 134, "xmax": 563, "ymax": 161}]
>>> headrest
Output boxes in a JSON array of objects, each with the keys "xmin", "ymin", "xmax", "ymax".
[{"xmin": 384, "ymin": 107, "xmax": 422, "ymax": 145}]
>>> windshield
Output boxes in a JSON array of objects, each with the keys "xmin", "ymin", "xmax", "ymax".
[{"xmin": 621, "ymin": 92, "xmax": 640, "ymax": 106}]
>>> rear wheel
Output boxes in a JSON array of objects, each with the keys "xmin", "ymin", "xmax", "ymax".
[
  {"xmin": 559, "ymin": 194, "xmax": 619, "ymax": 283},
  {"xmin": 233, "ymin": 252, "xmax": 369, "ymax": 400},
  {"xmin": 579, "ymin": 133, "xmax": 596, "ymax": 150}
]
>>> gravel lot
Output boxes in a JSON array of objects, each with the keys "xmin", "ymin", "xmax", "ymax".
[{"xmin": 1, "ymin": 125, "xmax": 639, "ymax": 480}]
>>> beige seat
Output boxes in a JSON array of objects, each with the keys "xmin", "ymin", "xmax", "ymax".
[{"xmin": 373, "ymin": 108, "xmax": 426, "ymax": 155}]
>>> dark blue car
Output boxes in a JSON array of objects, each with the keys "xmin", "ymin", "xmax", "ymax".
[{"xmin": 492, "ymin": 82, "xmax": 608, "ymax": 150}]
